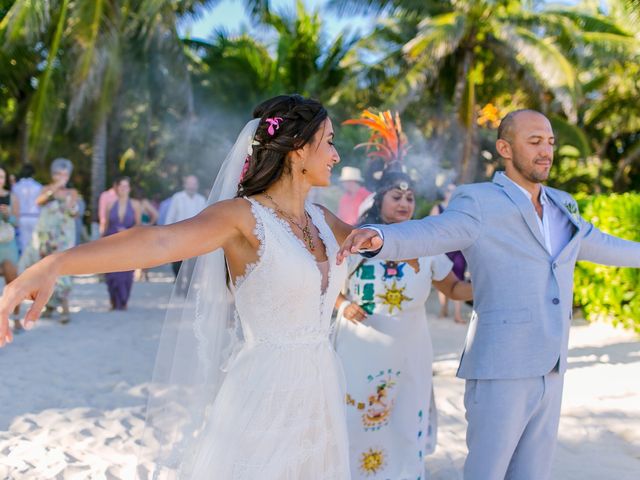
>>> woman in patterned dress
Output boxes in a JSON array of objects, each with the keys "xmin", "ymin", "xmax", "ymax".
[
  {"xmin": 19, "ymin": 158, "xmax": 78, "ymax": 323},
  {"xmin": 334, "ymin": 171, "xmax": 472, "ymax": 480}
]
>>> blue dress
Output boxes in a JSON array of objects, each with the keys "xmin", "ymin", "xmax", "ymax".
[{"xmin": 104, "ymin": 200, "xmax": 136, "ymax": 310}]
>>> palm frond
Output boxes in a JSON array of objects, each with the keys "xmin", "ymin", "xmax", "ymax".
[
  {"xmin": 27, "ymin": 0, "xmax": 70, "ymax": 156},
  {"xmin": 327, "ymin": 0, "xmax": 445, "ymax": 16},
  {"xmin": 0, "ymin": 0, "xmax": 51, "ymax": 46},
  {"xmin": 544, "ymin": 8, "xmax": 630, "ymax": 35},
  {"xmin": 579, "ymin": 31, "xmax": 640, "ymax": 61},
  {"xmin": 492, "ymin": 24, "xmax": 579, "ymax": 121},
  {"xmin": 549, "ymin": 114, "xmax": 591, "ymax": 157}
]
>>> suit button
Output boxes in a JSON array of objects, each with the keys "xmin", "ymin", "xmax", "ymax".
[
  {"xmin": 552, "ymin": 298, "xmax": 560, "ymax": 305},
  {"xmin": 552, "ymin": 263, "xmax": 558, "ymax": 269}
]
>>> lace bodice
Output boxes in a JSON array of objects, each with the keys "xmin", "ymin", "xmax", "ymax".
[{"xmin": 232, "ymin": 198, "xmax": 347, "ymax": 347}]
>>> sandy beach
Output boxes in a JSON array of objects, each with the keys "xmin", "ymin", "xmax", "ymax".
[{"xmin": 0, "ymin": 274, "xmax": 638, "ymax": 479}]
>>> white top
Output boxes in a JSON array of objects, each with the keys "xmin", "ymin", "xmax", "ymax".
[
  {"xmin": 164, "ymin": 190, "xmax": 206, "ymax": 225},
  {"xmin": 12, "ymin": 178, "xmax": 42, "ymax": 216},
  {"xmin": 498, "ymin": 172, "xmax": 574, "ymax": 257}
]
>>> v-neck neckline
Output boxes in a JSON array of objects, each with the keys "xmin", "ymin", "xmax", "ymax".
[
  {"xmin": 251, "ymin": 198, "xmax": 333, "ymax": 297},
  {"xmin": 116, "ymin": 199, "xmax": 130, "ymax": 224}
]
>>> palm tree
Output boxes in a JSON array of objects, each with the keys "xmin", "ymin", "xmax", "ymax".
[
  {"xmin": 331, "ymin": 0, "xmax": 637, "ymax": 183},
  {"xmin": 0, "ymin": 0, "xmax": 272, "ymax": 216}
]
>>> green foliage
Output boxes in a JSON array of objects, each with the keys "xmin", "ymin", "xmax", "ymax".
[
  {"xmin": 574, "ymin": 193, "xmax": 640, "ymax": 333},
  {"xmin": 1, "ymin": 0, "xmax": 640, "ymax": 215},
  {"xmin": 414, "ymin": 196, "xmax": 436, "ymax": 219}
]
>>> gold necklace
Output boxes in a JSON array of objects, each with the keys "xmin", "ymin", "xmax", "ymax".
[{"xmin": 263, "ymin": 192, "xmax": 315, "ymax": 251}]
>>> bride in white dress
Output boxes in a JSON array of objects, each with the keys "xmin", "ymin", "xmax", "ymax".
[{"xmin": 0, "ymin": 95, "xmax": 357, "ymax": 479}]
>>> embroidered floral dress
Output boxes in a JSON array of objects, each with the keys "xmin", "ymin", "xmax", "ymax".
[
  {"xmin": 334, "ymin": 254, "xmax": 453, "ymax": 480},
  {"xmin": 19, "ymin": 197, "xmax": 76, "ymax": 308},
  {"xmin": 186, "ymin": 198, "xmax": 351, "ymax": 479}
]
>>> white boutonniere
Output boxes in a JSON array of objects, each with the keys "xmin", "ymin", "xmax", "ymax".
[{"xmin": 564, "ymin": 201, "xmax": 580, "ymax": 222}]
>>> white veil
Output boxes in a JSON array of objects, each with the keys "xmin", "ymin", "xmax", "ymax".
[{"xmin": 141, "ymin": 119, "xmax": 260, "ymax": 479}]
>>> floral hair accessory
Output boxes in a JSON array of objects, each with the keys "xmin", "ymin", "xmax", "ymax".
[
  {"xmin": 265, "ymin": 117, "xmax": 283, "ymax": 136},
  {"xmin": 240, "ymin": 155, "xmax": 251, "ymax": 182},
  {"xmin": 247, "ymin": 138, "xmax": 260, "ymax": 156}
]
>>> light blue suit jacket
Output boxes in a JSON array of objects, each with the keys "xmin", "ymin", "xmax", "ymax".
[{"xmin": 370, "ymin": 173, "xmax": 640, "ymax": 380}]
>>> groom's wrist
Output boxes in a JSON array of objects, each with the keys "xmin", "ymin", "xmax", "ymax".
[{"xmin": 359, "ymin": 225, "xmax": 384, "ymax": 257}]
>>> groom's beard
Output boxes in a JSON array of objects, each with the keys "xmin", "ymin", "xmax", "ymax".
[{"xmin": 512, "ymin": 155, "xmax": 552, "ymax": 184}]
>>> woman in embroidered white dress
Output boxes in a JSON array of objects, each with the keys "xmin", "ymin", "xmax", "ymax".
[
  {"xmin": 0, "ymin": 95, "xmax": 362, "ymax": 479},
  {"xmin": 334, "ymin": 171, "xmax": 473, "ymax": 480}
]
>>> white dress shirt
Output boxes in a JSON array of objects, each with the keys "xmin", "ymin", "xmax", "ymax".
[
  {"xmin": 498, "ymin": 173, "xmax": 574, "ymax": 257},
  {"xmin": 165, "ymin": 190, "xmax": 206, "ymax": 225},
  {"xmin": 12, "ymin": 178, "xmax": 42, "ymax": 217}
]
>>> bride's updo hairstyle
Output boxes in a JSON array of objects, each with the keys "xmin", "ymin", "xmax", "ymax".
[{"xmin": 237, "ymin": 94, "xmax": 328, "ymax": 197}]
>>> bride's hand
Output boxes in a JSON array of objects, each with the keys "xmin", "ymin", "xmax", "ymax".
[
  {"xmin": 336, "ymin": 228, "xmax": 383, "ymax": 265},
  {"xmin": 0, "ymin": 256, "xmax": 59, "ymax": 347}
]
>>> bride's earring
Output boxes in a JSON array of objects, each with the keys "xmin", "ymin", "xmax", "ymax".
[{"xmin": 302, "ymin": 162, "xmax": 307, "ymax": 175}]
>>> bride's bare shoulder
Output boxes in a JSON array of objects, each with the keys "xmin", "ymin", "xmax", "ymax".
[{"xmin": 201, "ymin": 197, "xmax": 260, "ymax": 231}]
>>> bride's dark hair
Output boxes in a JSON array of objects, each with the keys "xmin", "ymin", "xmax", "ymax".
[{"xmin": 236, "ymin": 94, "xmax": 328, "ymax": 197}]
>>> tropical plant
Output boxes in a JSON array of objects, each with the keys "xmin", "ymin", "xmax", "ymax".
[
  {"xmin": 182, "ymin": 0, "xmax": 357, "ymax": 175},
  {"xmin": 574, "ymin": 193, "xmax": 640, "ymax": 333},
  {"xmin": 331, "ymin": 0, "xmax": 638, "ymax": 185}
]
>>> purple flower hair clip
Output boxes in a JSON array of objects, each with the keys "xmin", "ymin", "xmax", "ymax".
[{"xmin": 265, "ymin": 117, "xmax": 283, "ymax": 136}]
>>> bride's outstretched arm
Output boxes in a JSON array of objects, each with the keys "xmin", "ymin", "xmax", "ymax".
[{"xmin": 0, "ymin": 199, "xmax": 247, "ymax": 345}]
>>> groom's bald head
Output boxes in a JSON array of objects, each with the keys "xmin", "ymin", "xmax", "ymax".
[{"xmin": 497, "ymin": 109, "xmax": 548, "ymax": 143}]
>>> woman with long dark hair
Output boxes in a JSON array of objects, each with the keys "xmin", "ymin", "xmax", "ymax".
[{"xmin": 0, "ymin": 95, "xmax": 357, "ymax": 478}]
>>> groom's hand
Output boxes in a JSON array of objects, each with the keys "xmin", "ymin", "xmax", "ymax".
[{"xmin": 336, "ymin": 228, "xmax": 383, "ymax": 265}]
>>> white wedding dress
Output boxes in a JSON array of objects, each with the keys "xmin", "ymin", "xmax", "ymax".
[{"xmin": 187, "ymin": 198, "xmax": 350, "ymax": 479}]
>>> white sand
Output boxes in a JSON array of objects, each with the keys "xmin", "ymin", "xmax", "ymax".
[{"xmin": 0, "ymin": 275, "xmax": 638, "ymax": 479}]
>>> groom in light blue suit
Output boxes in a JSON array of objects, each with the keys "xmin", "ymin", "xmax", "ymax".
[{"xmin": 337, "ymin": 110, "xmax": 640, "ymax": 479}]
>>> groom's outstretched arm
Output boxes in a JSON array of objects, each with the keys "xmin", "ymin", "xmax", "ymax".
[
  {"xmin": 578, "ymin": 220, "xmax": 640, "ymax": 267},
  {"xmin": 338, "ymin": 186, "xmax": 482, "ymax": 263}
]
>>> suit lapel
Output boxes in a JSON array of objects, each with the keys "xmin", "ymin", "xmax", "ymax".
[
  {"xmin": 492, "ymin": 173, "xmax": 548, "ymax": 253},
  {"xmin": 544, "ymin": 188, "xmax": 581, "ymax": 231},
  {"xmin": 544, "ymin": 188, "xmax": 581, "ymax": 257}
]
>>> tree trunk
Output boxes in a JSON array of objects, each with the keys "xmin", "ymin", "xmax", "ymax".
[
  {"xmin": 613, "ymin": 146, "xmax": 640, "ymax": 192},
  {"xmin": 459, "ymin": 78, "xmax": 479, "ymax": 183},
  {"xmin": 91, "ymin": 117, "xmax": 108, "ymax": 222},
  {"xmin": 454, "ymin": 47, "xmax": 479, "ymax": 183},
  {"xmin": 18, "ymin": 114, "xmax": 30, "ymax": 166}
]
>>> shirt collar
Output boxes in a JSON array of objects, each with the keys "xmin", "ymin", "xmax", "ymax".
[{"xmin": 497, "ymin": 171, "xmax": 548, "ymax": 205}]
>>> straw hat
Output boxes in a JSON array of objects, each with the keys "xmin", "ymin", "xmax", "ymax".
[{"xmin": 339, "ymin": 166, "xmax": 364, "ymax": 183}]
